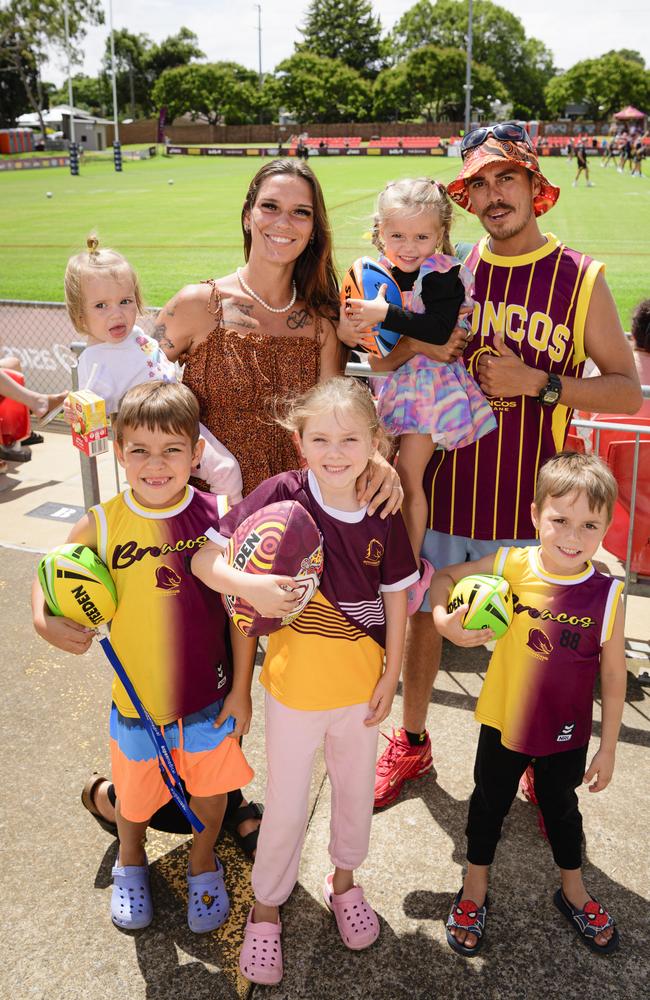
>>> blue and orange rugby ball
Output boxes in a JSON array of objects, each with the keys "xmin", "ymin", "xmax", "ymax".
[{"xmin": 341, "ymin": 256, "xmax": 403, "ymax": 357}]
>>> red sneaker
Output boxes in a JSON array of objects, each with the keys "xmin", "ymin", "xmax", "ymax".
[
  {"xmin": 520, "ymin": 764, "xmax": 549, "ymax": 841},
  {"xmin": 519, "ymin": 764, "xmax": 538, "ymax": 804},
  {"xmin": 374, "ymin": 727, "xmax": 433, "ymax": 809}
]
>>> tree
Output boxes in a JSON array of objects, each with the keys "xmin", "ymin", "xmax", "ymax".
[
  {"xmin": 545, "ymin": 54, "xmax": 650, "ymax": 119},
  {"xmin": 0, "ymin": 38, "xmax": 38, "ymax": 125},
  {"xmin": 151, "ymin": 62, "xmax": 260, "ymax": 125},
  {"xmin": 372, "ymin": 64, "xmax": 419, "ymax": 121},
  {"xmin": 387, "ymin": 0, "xmax": 556, "ymax": 117},
  {"xmin": 297, "ymin": 0, "xmax": 382, "ymax": 77},
  {"xmin": 102, "ymin": 29, "xmax": 150, "ymax": 118},
  {"xmin": 602, "ymin": 49, "xmax": 645, "ymax": 68},
  {"xmin": 0, "ymin": 0, "xmax": 104, "ymax": 136},
  {"xmin": 50, "ymin": 73, "xmax": 111, "ymax": 117},
  {"xmin": 146, "ymin": 28, "xmax": 204, "ymax": 79},
  {"xmin": 267, "ymin": 51, "xmax": 372, "ymax": 123},
  {"xmin": 102, "ymin": 26, "xmax": 204, "ymax": 118},
  {"xmin": 402, "ymin": 45, "xmax": 505, "ymax": 121}
]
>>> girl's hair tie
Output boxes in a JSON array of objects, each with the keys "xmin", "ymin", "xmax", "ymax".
[{"xmin": 87, "ymin": 235, "xmax": 100, "ymax": 258}]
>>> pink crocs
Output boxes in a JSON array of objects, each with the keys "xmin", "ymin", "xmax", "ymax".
[
  {"xmin": 322, "ymin": 873, "xmax": 380, "ymax": 950},
  {"xmin": 406, "ymin": 558, "xmax": 434, "ymax": 616},
  {"xmin": 239, "ymin": 907, "xmax": 283, "ymax": 985}
]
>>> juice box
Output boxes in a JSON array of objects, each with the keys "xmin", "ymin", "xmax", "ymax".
[{"xmin": 68, "ymin": 389, "xmax": 109, "ymax": 457}]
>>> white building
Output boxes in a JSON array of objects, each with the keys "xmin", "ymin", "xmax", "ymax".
[{"xmin": 16, "ymin": 105, "xmax": 111, "ymax": 151}]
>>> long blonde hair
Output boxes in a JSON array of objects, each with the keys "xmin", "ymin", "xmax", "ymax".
[
  {"xmin": 276, "ymin": 376, "xmax": 391, "ymax": 458},
  {"xmin": 372, "ymin": 178, "xmax": 455, "ymax": 257}
]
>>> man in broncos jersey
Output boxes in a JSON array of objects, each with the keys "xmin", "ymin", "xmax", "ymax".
[{"xmin": 373, "ymin": 123, "xmax": 641, "ymax": 808}]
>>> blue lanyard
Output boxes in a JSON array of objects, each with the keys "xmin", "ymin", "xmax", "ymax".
[{"xmin": 99, "ymin": 636, "xmax": 234, "ymax": 833}]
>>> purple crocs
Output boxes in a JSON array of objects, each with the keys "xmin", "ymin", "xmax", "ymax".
[
  {"xmin": 111, "ymin": 857, "xmax": 153, "ymax": 930},
  {"xmin": 187, "ymin": 857, "xmax": 230, "ymax": 933}
]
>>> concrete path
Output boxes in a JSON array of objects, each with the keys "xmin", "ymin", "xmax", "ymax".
[{"xmin": 1, "ymin": 431, "xmax": 649, "ymax": 1000}]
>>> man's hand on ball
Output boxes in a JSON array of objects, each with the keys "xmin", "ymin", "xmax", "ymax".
[
  {"xmin": 244, "ymin": 574, "xmax": 302, "ymax": 619},
  {"xmin": 345, "ymin": 285, "xmax": 389, "ymax": 329},
  {"xmin": 432, "ymin": 605, "xmax": 494, "ymax": 647}
]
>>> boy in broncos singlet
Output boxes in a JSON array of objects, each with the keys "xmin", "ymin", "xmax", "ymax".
[
  {"xmin": 430, "ymin": 452, "xmax": 625, "ymax": 957},
  {"xmin": 32, "ymin": 382, "xmax": 254, "ymax": 934}
]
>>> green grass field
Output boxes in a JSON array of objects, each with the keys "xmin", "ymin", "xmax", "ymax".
[{"xmin": 1, "ymin": 153, "xmax": 648, "ymax": 323}]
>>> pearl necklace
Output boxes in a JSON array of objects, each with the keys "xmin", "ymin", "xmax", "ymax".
[{"xmin": 237, "ymin": 268, "xmax": 297, "ymax": 314}]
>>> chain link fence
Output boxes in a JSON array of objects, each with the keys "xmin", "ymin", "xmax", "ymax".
[{"xmin": 0, "ymin": 300, "xmax": 160, "ymax": 396}]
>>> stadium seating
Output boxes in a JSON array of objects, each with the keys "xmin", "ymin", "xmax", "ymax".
[
  {"xmin": 603, "ymin": 439, "xmax": 650, "ymax": 577},
  {"xmin": 564, "ymin": 430, "xmax": 586, "ymax": 453},
  {"xmin": 590, "ymin": 413, "xmax": 650, "ymax": 460},
  {"xmin": 367, "ymin": 137, "xmax": 442, "ymax": 147},
  {"xmin": 293, "ymin": 137, "xmax": 362, "ymax": 149}
]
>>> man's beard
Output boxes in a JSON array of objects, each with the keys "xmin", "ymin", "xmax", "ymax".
[{"xmin": 480, "ymin": 202, "xmax": 534, "ymax": 242}]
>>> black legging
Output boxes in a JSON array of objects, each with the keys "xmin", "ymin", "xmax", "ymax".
[{"xmin": 466, "ymin": 724, "xmax": 588, "ymax": 870}]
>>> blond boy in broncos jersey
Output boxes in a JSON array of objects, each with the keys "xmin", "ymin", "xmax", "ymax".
[{"xmin": 429, "ymin": 452, "xmax": 625, "ymax": 957}]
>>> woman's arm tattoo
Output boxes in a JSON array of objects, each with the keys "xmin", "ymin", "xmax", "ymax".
[{"xmin": 154, "ymin": 322, "xmax": 175, "ymax": 350}]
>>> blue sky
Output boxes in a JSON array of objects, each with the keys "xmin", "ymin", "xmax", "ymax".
[{"xmin": 45, "ymin": 0, "xmax": 650, "ymax": 87}]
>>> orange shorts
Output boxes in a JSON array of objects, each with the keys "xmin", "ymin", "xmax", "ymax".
[{"xmin": 110, "ymin": 699, "xmax": 254, "ymax": 823}]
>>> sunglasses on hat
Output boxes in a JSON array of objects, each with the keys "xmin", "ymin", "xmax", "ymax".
[{"xmin": 460, "ymin": 123, "xmax": 535, "ymax": 160}]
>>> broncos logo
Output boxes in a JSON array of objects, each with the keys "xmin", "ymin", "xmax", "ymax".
[
  {"xmin": 299, "ymin": 545, "xmax": 324, "ymax": 577},
  {"xmin": 155, "ymin": 565, "xmax": 181, "ymax": 594},
  {"xmin": 363, "ymin": 539, "xmax": 384, "ymax": 567},
  {"xmin": 527, "ymin": 627, "xmax": 553, "ymax": 656}
]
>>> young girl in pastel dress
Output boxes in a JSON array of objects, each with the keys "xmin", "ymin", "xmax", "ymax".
[
  {"xmin": 345, "ymin": 178, "xmax": 496, "ymax": 613},
  {"xmin": 63, "ymin": 237, "xmax": 243, "ymax": 502},
  {"xmin": 193, "ymin": 377, "xmax": 419, "ymax": 985}
]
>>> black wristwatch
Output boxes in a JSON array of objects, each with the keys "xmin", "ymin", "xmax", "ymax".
[{"xmin": 538, "ymin": 373, "xmax": 562, "ymax": 407}]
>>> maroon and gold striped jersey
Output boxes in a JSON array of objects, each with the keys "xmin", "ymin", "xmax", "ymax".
[{"xmin": 424, "ymin": 233, "xmax": 603, "ymax": 540}]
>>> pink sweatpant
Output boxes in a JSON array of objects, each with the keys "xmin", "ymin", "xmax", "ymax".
[{"xmin": 252, "ymin": 693, "xmax": 380, "ymax": 907}]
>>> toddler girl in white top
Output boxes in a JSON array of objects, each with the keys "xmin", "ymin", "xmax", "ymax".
[{"xmin": 64, "ymin": 238, "xmax": 242, "ymax": 501}]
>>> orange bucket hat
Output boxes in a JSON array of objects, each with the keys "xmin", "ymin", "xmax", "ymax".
[{"xmin": 446, "ymin": 135, "xmax": 560, "ymax": 217}]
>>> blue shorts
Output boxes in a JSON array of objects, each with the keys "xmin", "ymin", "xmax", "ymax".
[{"xmin": 418, "ymin": 529, "xmax": 535, "ymax": 613}]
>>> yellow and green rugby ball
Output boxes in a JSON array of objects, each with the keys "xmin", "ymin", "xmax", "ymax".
[
  {"xmin": 38, "ymin": 543, "xmax": 117, "ymax": 627},
  {"xmin": 448, "ymin": 573, "xmax": 513, "ymax": 639}
]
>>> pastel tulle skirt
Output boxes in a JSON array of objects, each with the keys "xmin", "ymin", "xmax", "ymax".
[{"xmin": 377, "ymin": 356, "xmax": 497, "ymax": 450}]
